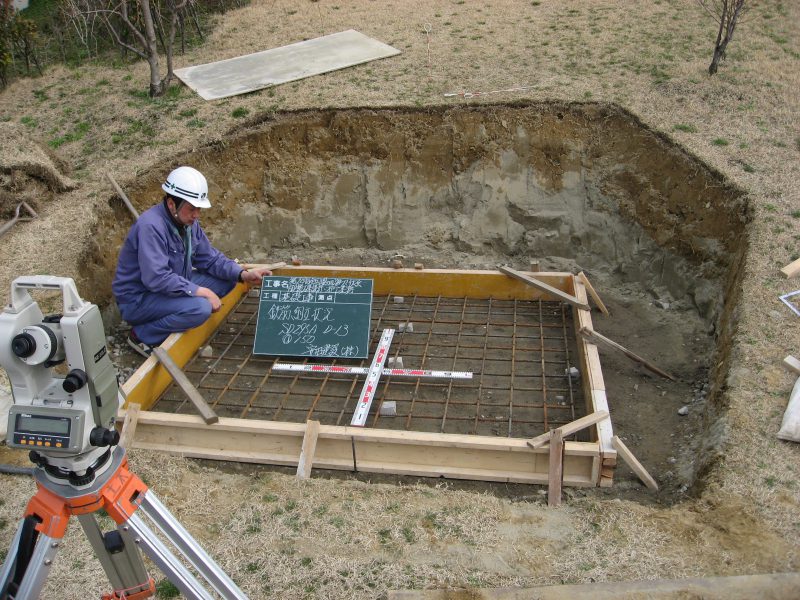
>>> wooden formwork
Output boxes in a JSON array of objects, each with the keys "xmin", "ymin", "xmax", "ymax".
[{"xmin": 120, "ymin": 266, "xmax": 616, "ymax": 487}]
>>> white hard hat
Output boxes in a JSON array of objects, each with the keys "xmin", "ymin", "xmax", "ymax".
[{"xmin": 162, "ymin": 166, "xmax": 211, "ymax": 208}]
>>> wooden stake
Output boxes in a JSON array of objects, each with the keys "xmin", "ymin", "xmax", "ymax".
[
  {"xmin": 297, "ymin": 420, "xmax": 321, "ymax": 479},
  {"xmin": 119, "ymin": 403, "xmax": 141, "ymax": 449},
  {"xmin": 499, "ymin": 266, "xmax": 590, "ymax": 310},
  {"xmin": 780, "ymin": 258, "xmax": 800, "ymax": 279},
  {"xmin": 529, "ymin": 260, "xmax": 540, "ymax": 272},
  {"xmin": 577, "ymin": 271, "xmax": 609, "ymax": 316},
  {"xmin": 548, "ymin": 429, "xmax": 564, "ymax": 507},
  {"xmin": 527, "ymin": 410, "xmax": 610, "ymax": 450},
  {"xmin": 106, "ymin": 172, "xmax": 140, "ymax": 220},
  {"xmin": 151, "ymin": 346, "xmax": 219, "ymax": 424},
  {"xmin": 240, "ymin": 261, "xmax": 287, "ymax": 271},
  {"xmin": 580, "ymin": 327, "xmax": 676, "ymax": 381},
  {"xmin": 782, "ymin": 355, "xmax": 800, "ymax": 376},
  {"xmin": 612, "ymin": 436, "xmax": 658, "ymax": 491}
]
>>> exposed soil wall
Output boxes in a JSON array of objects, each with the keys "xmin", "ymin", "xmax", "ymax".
[{"xmin": 88, "ymin": 101, "xmax": 750, "ymax": 493}]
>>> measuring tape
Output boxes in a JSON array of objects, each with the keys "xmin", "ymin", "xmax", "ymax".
[{"xmin": 271, "ymin": 363, "xmax": 473, "ymax": 379}]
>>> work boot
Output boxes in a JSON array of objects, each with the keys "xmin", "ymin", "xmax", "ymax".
[{"xmin": 127, "ymin": 330, "xmax": 153, "ymax": 358}]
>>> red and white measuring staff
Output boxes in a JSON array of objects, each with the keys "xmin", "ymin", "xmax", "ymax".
[
  {"xmin": 350, "ymin": 328, "xmax": 395, "ymax": 427},
  {"xmin": 271, "ymin": 363, "xmax": 473, "ymax": 380}
]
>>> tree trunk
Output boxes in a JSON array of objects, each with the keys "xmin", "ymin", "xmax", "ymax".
[
  {"xmin": 138, "ymin": 0, "xmax": 164, "ymax": 96},
  {"xmin": 708, "ymin": 45, "xmax": 723, "ymax": 74}
]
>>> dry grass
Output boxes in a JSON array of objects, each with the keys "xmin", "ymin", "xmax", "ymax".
[{"xmin": 0, "ymin": 0, "xmax": 799, "ymax": 597}]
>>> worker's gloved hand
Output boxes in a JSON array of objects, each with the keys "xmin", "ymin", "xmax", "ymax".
[
  {"xmin": 240, "ymin": 268, "xmax": 272, "ymax": 283},
  {"xmin": 196, "ymin": 287, "xmax": 222, "ymax": 312}
]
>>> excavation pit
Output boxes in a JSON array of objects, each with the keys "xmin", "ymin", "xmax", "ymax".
[{"xmin": 104, "ymin": 103, "xmax": 749, "ymax": 496}]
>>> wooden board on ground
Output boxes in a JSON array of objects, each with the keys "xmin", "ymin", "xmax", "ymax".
[{"xmin": 175, "ymin": 30, "xmax": 401, "ymax": 100}]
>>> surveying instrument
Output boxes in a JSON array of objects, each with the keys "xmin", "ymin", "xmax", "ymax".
[{"xmin": 0, "ymin": 276, "xmax": 248, "ymax": 600}]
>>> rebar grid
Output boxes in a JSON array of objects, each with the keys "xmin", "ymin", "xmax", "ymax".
[{"xmin": 153, "ymin": 288, "xmax": 585, "ymax": 438}]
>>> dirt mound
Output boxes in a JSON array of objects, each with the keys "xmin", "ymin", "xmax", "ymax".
[{"xmin": 0, "ymin": 122, "xmax": 76, "ymax": 220}]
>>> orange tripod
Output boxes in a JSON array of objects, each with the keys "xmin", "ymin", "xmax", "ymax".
[{"xmin": 0, "ymin": 449, "xmax": 247, "ymax": 600}]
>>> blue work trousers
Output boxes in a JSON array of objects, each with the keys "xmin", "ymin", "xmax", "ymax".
[{"xmin": 118, "ymin": 272, "xmax": 235, "ymax": 346}]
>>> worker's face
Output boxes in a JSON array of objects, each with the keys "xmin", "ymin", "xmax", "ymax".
[{"xmin": 170, "ymin": 199, "xmax": 201, "ymax": 226}]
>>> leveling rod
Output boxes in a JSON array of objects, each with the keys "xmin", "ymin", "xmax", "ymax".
[
  {"xmin": 351, "ymin": 328, "xmax": 395, "ymax": 427},
  {"xmin": 271, "ymin": 363, "xmax": 473, "ymax": 379}
]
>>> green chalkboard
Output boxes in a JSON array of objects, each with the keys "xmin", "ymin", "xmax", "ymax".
[{"xmin": 253, "ymin": 276, "xmax": 373, "ymax": 358}]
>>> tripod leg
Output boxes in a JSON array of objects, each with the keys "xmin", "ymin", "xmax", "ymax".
[
  {"xmin": 0, "ymin": 517, "xmax": 61, "ymax": 600},
  {"xmin": 125, "ymin": 513, "xmax": 217, "ymax": 600},
  {"xmin": 76, "ymin": 514, "xmax": 155, "ymax": 599},
  {"xmin": 0, "ymin": 518, "xmax": 26, "ymax": 598},
  {"xmin": 135, "ymin": 491, "xmax": 248, "ymax": 599}
]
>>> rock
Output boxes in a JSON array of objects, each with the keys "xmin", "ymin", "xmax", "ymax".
[
  {"xmin": 564, "ymin": 366, "xmax": 579, "ymax": 380},
  {"xmin": 200, "ymin": 345, "xmax": 213, "ymax": 358},
  {"xmin": 768, "ymin": 310, "xmax": 783, "ymax": 321},
  {"xmin": 678, "ymin": 405, "xmax": 689, "ymax": 416},
  {"xmin": 655, "ymin": 299, "xmax": 670, "ymax": 310}
]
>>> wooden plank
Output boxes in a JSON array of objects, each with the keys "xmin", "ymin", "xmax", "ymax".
[
  {"xmin": 527, "ymin": 410, "xmax": 609, "ymax": 449},
  {"xmin": 579, "ymin": 327, "xmax": 676, "ymax": 381},
  {"xmin": 388, "ymin": 572, "xmax": 800, "ymax": 600},
  {"xmin": 499, "ymin": 266, "xmax": 590, "ymax": 310},
  {"xmin": 592, "ymin": 390, "xmax": 615, "ymax": 456},
  {"xmin": 548, "ymin": 429, "xmax": 564, "ymax": 507},
  {"xmin": 612, "ymin": 436, "xmax": 658, "ymax": 491},
  {"xmin": 781, "ymin": 257, "xmax": 800, "ymax": 279},
  {"xmin": 118, "ymin": 403, "xmax": 141, "ymax": 449},
  {"xmin": 240, "ymin": 261, "xmax": 287, "ymax": 271},
  {"xmin": 577, "ymin": 271, "xmax": 610, "ymax": 316},
  {"xmin": 119, "ymin": 411, "xmax": 601, "ymax": 487},
  {"xmin": 296, "ymin": 420, "xmax": 320, "ymax": 479},
  {"xmin": 151, "ymin": 346, "xmax": 218, "ymax": 424},
  {"xmin": 288, "ymin": 265, "xmax": 574, "ymax": 299},
  {"xmin": 783, "ymin": 355, "xmax": 800, "ymax": 376}
]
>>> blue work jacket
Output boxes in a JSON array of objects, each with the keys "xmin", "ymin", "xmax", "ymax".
[{"xmin": 112, "ymin": 203, "xmax": 241, "ymax": 306}]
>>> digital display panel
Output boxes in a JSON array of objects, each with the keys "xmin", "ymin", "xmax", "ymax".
[{"xmin": 16, "ymin": 414, "xmax": 70, "ymax": 436}]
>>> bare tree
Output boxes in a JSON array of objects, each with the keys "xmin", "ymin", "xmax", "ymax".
[
  {"xmin": 64, "ymin": 0, "xmax": 189, "ymax": 96},
  {"xmin": 696, "ymin": 0, "xmax": 748, "ymax": 75}
]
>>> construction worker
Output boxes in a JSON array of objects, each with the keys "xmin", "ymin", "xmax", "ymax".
[{"xmin": 112, "ymin": 166, "xmax": 271, "ymax": 356}]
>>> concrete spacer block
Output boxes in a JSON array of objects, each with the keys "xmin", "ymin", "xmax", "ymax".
[{"xmin": 379, "ymin": 401, "xmax": 397, "ymax": 416}]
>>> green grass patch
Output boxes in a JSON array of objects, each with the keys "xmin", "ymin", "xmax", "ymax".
[
  {"xmin": 712, "ymin": 138, "xmax": 729, "ymax": 146},
  {"xmin": 155, "ymin": 579, "xmax": 180, "ymax": 599},
  {"xmin": 49, "ymin": 121, "xmax": 91, "ymax": 148},
  {"xmin": 673, "ymin": 123, "xmax": 697, "ymax": 133},
  {"xmin": 232, "ymin": 107, "xmax": 249, "ymax": 118}
]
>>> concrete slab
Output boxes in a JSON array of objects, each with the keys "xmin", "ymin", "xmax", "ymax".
[{"xmin": 175, "ymin": 29, "xmax": 401, "ymax": 101}]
